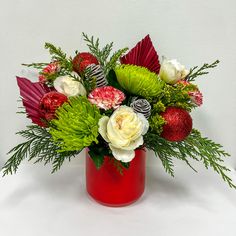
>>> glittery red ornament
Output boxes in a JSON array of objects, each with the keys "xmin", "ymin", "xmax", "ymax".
[
  {"xmin": 161, "ymin": 107, "xmax": 192, "ymax": 142},
  {"xmin": 72, "ymin": 52, "xmax": 99, "ymax": 74},
  {"xmin": 39, "ymin": 91, "xmax": 68, "ymax": 121}
]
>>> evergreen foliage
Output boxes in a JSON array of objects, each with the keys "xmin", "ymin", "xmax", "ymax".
[
  {"xmin": 186, "ymin": 60, "xmax": 220, "ymax": 82},
  {"xmin": 21, "ymin": 62, "xmax": 48, "ymax": 70},
  {"xmin": 156, "ymin": 84, "xmax": 196, "ymax": 111},
  {"xmin": 144, "ymin": 129, "xmax": 235, "ymax": 189},
  {"xmin": 82, "ymin": 33, "xmax": 128, "ymax": 75},
  {"xmin": 2, "ymin": 125, "xmax": 79, "ymax": 176},
  {"xmin": 44, "ymin": 42, "xmax": 73, "ymax": 72}
]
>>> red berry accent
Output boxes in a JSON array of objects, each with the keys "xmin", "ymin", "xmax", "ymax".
[
  {"xmin": 40, "ymin": 91, "xmax": 68, "ymax": 121},
  {"xmin": 72, "ymin": 52, "xmax": 99, "ymax": 74},
  {"xmin": 161, "ymin": 107, "xmax": 192, "ymax": 142}
]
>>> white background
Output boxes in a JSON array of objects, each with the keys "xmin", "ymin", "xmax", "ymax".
[{"xmin": 0, "ymin": 0, "xmax": 236, "ymax": 235}]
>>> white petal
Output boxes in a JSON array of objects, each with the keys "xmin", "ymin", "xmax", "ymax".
[
  {"xmin": 109, "ymin": 144, "xmax": 135, "ymax": 163},
  {"xmin": 53, "ymin": 76, "xmax": 65, "ymax": 94},
  {"xmin": 122, "ymin": 136, "xmax": 144, "ymax": 150},
  {"xmin": 98, "ymin": 116, "xmax": 110, "ymax": 142},
  {"xmin": 137, "ymin": 113, "xmax": 149, "ymax": 135},
  {"xmin": 77, "ymin": 82, "xmax": 87, "ymax": 96}
]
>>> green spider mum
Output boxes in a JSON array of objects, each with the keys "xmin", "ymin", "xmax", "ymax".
[
  {"xmin": 49, "ymin": 96, "xmax": 102, "ymax": 152},
  {"xmin": 115, "ymin": 64, "xmax": 164, "ymax": 99}
]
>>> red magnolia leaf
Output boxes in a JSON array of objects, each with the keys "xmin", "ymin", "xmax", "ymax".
[
  {"xmin": 16, "ymin": 77, "xmax": 53, "ymax": 127},
  {"xmin": 120, "ymin": 35, "xmax": 160, "ymax": 74}
]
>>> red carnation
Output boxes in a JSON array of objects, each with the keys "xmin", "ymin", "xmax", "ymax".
[
  {"xmin": 88, "ymin": 86, "xmax": 125, "ymax": 110},
  {"xmin": 188, "ymin": 91, "xmax": 203, "ymax": 106},
  {"xmin": 72, "ymin": 52, "xmax": 99, "ymax": 74},
  {"xmin": 42, "ymin": 62, "xmax": 60, "ymax": 74},
  {"xmin": 38, "ymin": 62, "xmax": 60, "ymax": 83},
  {"xmin": 40, "ymin": 91, "xmax": 68, "ymax": 121},
  {"xmin": 161, "ymin": 107, "xmax": 192, "ymax": 142},
  {"xmin": 177, "ymin": 81, "xmax": 203, "ymax": 106}
]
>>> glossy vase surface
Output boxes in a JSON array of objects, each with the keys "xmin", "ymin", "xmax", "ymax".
[{"xmin": 86, "ymin": 148, "xmax": 146, "ymax": 207}]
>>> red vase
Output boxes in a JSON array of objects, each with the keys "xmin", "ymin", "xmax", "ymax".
[{"xmin": 86, "ymin": 148, "xmax": 146, "ymax": 207}]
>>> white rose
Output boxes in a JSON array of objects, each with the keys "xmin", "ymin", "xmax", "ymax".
[
  {"xmin": 54, "ymin": 74, "xmax": 86, "ymax": 97},
  {"xmin": 159, "ymin": 59, "xmax": 189, "ymax": 84},
  {"xmin": 98, "ymin": 106, "xmax": 149, "ymax": 162}
]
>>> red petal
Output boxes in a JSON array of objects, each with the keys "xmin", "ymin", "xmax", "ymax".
[{"xmin": 120, "ymin": 35, "xmax": 160, "ymax": 74}]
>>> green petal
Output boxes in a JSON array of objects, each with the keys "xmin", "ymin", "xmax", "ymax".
[
  {"xmin": 115, "ymin": 65, "xmax": 164, "ymax": 99},
  {"xmin": 49, "ymin": 96, "xmax": 102, "ymax": 152}
]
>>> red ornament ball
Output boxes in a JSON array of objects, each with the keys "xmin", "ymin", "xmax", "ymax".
[
  {"xmin": 72, "ymin": 52, "xmax": 99, "ymax": 74},
  {"xmin": 160, "ymin": 107, "xmax": 192, "ymax": 142},
  {"xmin": 40, "ymin": 91, "xmax": 68, "ymax": 121}
]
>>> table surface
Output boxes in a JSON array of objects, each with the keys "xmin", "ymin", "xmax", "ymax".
[{"xmin": 1, "ymin": 157, "xmax": 236, "ymax": 236}]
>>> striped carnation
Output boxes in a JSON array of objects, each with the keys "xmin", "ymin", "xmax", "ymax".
[
  {"xmin": 188, "ymin": 90, "xmax": 203, "ymax": 106},
  {"xmin": 38, "ymin": 62, "xmax": 60, "ymax": 83},
  {"xmin": 88, "ymin": 86, "xmax": 125, "ymax": 110}
]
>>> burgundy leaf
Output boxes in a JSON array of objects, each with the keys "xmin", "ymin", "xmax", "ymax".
[
  {"xmin": 16, "ymin": 77, "xmax": 53, "ymax": 127},
  {"xmin": 120, "ymin": 35, "xmax": 160, "ymax": 74}
]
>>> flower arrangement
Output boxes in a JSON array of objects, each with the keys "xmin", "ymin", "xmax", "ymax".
[{"xmin": 2, "ymin": 33, "xmax": 235, "ymax": 189}]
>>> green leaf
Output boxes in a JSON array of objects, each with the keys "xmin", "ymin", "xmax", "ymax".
[
  {"xmin": 88, "ymin": 150, "xmax": 105, "ymax": 169},
  {"xmin": 120, "ymin": 161, "xmax": 130, "ymax": 169}
]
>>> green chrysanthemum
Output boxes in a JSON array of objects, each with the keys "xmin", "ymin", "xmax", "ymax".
[
  {"xmin": 115, "ymin": 65, "xmax": 164, "ymax": 99},
  {"xmin": 49, "ymin": 96, "xmax": 102, "ymax": 152}
]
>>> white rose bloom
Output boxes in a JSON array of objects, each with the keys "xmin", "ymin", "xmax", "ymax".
[
  {"xmin": 98, "ymin": 106, "xmax": 149, "ymax": 162},
  {"xmin": 54, "ymin": 74, "xmax": 86, "ymax": 97},
  {"xmin": 159, "ymin": 59, "xmax": 189, "ymax": 84}
]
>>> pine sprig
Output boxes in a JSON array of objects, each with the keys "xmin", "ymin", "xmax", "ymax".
[
  {"xmin": 82, "ymin": 32, "xmax": 112, "ymax": 65},
  {"xmin": 82, "ymin": 33, "xmax": 128, "ymax": 75},
  {"xmin": 44, "ymin": 42, "xmax": 73, "ymax": 71},
  {"xmin": 109, "ymin": 158, "xmax": 130, "ymax": 175},
  {"xmin": 186, "ymin": 60, "xmax": 220, "ymax": 82},
  {"xmin": 100, "ymin": 42, "xmax": 114, "ymax": 65},
  {"xmin": 105, "ymin": 48, "xmax": 128, "ymax": 74},
  {"xmin": 144, "ymin": 133, "xmax": 195, "ymax": 176},
  {"xmin": 22, "ymin": 62, "xmax": 48, "ymax": 70},
  {"xmin": 144, "ymin": 129, "xmax": 235, "ymax": 189},
  {"xmin": 2, "ymin": 126, "xmax": 79, "ymax": 176},
  {"xmin": 186, "ymin": 130, "xmax": 234, "ymax": 188}
]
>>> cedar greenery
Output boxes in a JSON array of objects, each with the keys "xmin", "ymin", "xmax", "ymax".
[
  {"xmin": 186, "ymin": 60, "xmax": 220, "ymax": 82},
  {"xmin": 21, "ymin": 62, "xmax": 49, "ymax": 70},
  {"xmin": 144, "ymin": 129, "xmax": 235, "ymax": 189},
  {"xmin": 2, "ymin": 125, "xmax": 79, "ymax": 176},
  {"xmin": 82, "ymin": 32, "xmax": 128, "ymax": 75}
]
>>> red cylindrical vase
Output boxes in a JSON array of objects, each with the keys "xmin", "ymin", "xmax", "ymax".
[{"xmin": 86, "ymin": 148, "xmax": 146, "ymax": 207}]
